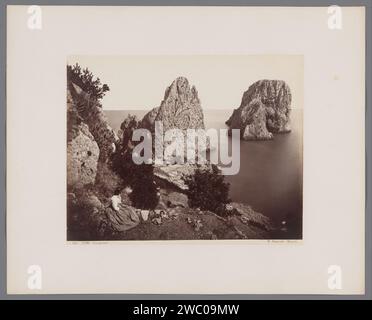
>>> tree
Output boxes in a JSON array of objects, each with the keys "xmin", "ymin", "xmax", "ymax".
[
  {"xmin": 130, "ymin": 164, "xmax": 159, "ymax": 210},
  {"xmin": 111, "ymin": 115, "xmax": 159, "ymax": 210},
  {"xmin": 111, "ymin": 114, "xmax": 141, "ymax": 185},
  {"xmin": 184, "ymin": 165, "xmax": 231, "ymax": 214},
  {"xmin": 67, "ymin": 63, "xmax": 110, "ymax": 101}
]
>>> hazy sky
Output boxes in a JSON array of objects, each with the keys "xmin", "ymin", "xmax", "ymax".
[{"xmin": 68, "ymin": 55, "xmax": 303, "ymax": 110}]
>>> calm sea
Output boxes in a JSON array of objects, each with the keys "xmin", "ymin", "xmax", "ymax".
[{"xmin": 104, "ymin": 109, "xmax": 303, "ymax": 238}]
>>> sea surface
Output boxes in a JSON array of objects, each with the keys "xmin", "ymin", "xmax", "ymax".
[{"xmin": 104, "ymin": 109, "xmax": 303, "ymax": 238}]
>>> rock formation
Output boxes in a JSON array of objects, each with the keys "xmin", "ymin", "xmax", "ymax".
[
  {"xmin": 141, "ymin": 77, "xmax": 209, "ymax": 185},
  {"xmin": 141, "ymin": 76, "xmax": 205, "ymax": 132},
  {"xmin": 165, "ymin": 192, "xmax": 189, "ymax": 208},
  {"xmin": 69, "ymin": 83, "xmax": 119, "ymax": 162},
  {"xmin": 226, "ymin": 80, "xmax": 292, "ymax": 140},
  {"xmin": 67, "ymin": 123, "xmax": 100, "ymax": 189},
  {"xmin": 153, "ymin": 164, "xmax": 195, "ymax": 190},
  {"xmin": 229, "ymin": 202, "xmax": 275, "ymax": 231},
  {"xmin": 153, "ymin": 164, "xmax": 212, "ymax": 191},
  {"xmin": 67, "ymin": 90, "xmax": 100, "ymax": 189},
  {"xmin": 67, "ymin": 82, "xmax": 121, "ymax": 192}
]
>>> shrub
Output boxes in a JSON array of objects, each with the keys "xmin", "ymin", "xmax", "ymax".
[
  {"xmin": 94, "ymin": 162, "xmax": 123, "ymax": 198},
  {"xmin": 111, "ymin": 114, "xmax": 140, "ymax": 184},
  {"xmin": 67, "ymin": 63, "xmax": 110, "ymax": 101},
  {"xmin": 67, "ymin": 191, "xmax": 107, "ymax": 240},
  {"xmin": 112, "ymin": 149, "xmax": 137, "ymax": 185},
  {"xmin": 184, "ymin": 165, "xmax": 231, "ymax": 214},
  {"xmin": 116, "ymin": 115, "xmax": 142, "ymax": 171},
  {"xmin": 119, "ymin": 114, "xmax": 140, "ymax": 145},
  {"xmin": 111, "ymin": 115, "xmax": 159, "ymax": 209},
  {"xmin": 130, "ymin": 164, "xmax": 159, "ymax": 210}
]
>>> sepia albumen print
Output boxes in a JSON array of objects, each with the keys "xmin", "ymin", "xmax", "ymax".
[{"xmin": 67, "ymin": 55, "xmax": 303, "ymax": 241}]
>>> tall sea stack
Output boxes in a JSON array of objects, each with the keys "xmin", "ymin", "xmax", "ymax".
[{"xmin": 141, "ymin": 76, "xmax": 205, "ymax": 132}]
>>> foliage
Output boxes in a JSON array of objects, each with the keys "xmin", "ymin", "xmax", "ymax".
[
  {"xmin": 112, "ymin": 149, "xmax": 159, "ymax": 209},
  {"xmin": 119, "ymin": 114, "xmax": 140, "ymax": 148},
  {"xmin": 129, "ymin": 164, "xmax": 159, "ymax": 210},
  {"xmin": 94, "ymin": 162, "xmax": 123, "ymax": 198},
  {"xmin": 67, "ymin": 191, "xmax": 107, "ymax": 240},
  {"xmin": 111, "ymin": 114, "xmax": 159, "ymax": 210},
  {"xmin": 67, "ymin": 63, "xmax": 110, "ymax": 101},
  {"xmin": 111, "ymin": 114, "xmax": 141, "ymax": 185},
  {"xmin": 184, "ymin": 165, "xmax": 231, "ymax": 215},
  {"xmin": 66, "ymin": 103, "xmax": 82, "ymax": 142}
]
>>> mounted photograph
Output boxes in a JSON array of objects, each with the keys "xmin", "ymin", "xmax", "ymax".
[{"xmin": 6, "ymin": 4, "xmax": 366, "ymax": 295}]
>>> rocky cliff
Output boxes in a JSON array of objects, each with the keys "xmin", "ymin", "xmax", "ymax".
[
  {"xmin": 67, "ymin": 90, "xmax": 100, "ymax": 189},
  {"xmin": 69, "ymin": 83, "xmax": 119, "ymax": 162},
  {"xmin": 67, "ymin": 83, "xmax": 119, "ymax": 190},
  {"xmin": 226, "ymin": 80, "xmax": 292, "ymax": 140}
]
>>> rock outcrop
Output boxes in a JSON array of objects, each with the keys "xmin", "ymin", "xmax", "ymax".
[
  {"xmin": 142, "ymin": 77, "xmax": 209, "ymax": 168},
  {"xmin": 154, "ymin": 164, "xmax": 205, "ymax": 190},
  {"xmin": 226, "ymin": 80, "xmax": 292, "ymax": 140},
  {"xmin": 69, "ymin": 83, "xmax": 119, "ymax": 162},
  {"xmin": 164, "ymin": 192, "xmax": 189, "ymax": 208},
  {"xmin": 67, "ymin": 123, "xmax": 100, "ymax": 189},
  {"xmin": 229, "ymin": 202, "xmax": 275, "ymax": 231},
  {"xmin": 141, "ymin": 77, "xmax": 205, "ymax": 132},
  {"xmin": 67, "ymin": 90, "xmax": 100, "ymax": 189}
]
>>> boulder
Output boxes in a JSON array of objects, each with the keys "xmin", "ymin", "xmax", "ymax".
[
  {"xmin": 165, "ymin": 192, "xmax": 188, "ymax": 208},
  {"xmin": 67, "ymin": 122, "xmax": 99, "ymax": 189},
  {"xmin": 226, "ymin": 80, "xmax": 292, "ymax": 140}
]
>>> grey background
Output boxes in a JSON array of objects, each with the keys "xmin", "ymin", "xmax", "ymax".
[{"xmin": 0, "ymin": 0, "xmax": 370, "ymax": 300}]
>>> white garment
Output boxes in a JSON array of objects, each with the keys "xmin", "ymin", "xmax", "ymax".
[{"xmin": 111, "ymin": 195, "xmax": 122, "ymax": 211}]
